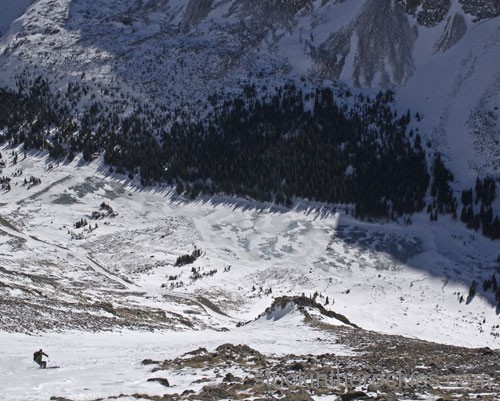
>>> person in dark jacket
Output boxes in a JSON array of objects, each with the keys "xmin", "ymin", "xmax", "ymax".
[{"xmin": 33, "ymin": 349, "xmax": 48, "ymax": 368}]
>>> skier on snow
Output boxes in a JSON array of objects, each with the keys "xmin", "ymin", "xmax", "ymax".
[{"xmin": 33, "ymin": 349, "xmax": 48, "ymax": 368}]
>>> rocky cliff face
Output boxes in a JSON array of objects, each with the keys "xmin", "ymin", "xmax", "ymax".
[
  {"xmin": 434, "ymin": 12, "xmax": 468, "ymax": 53},
  {"xmin": 459, "ymin": 0, "xmax": 500, "ymax": 21},
  {"xmin": 400, "ymin": 0, "xmax": 500, "ymax": 24},
  {"xmin": 400, "ymin": 0, "xmax": 452, "ymax": 27},
  {"xmin": 0, "ymin": 0, "xmax": 499, "ymax": 182},
  {"xmin": 1, "ymin": 0, "xmax": 498, "ymax": 97},
  {"xmin": 312, "ymin": 0, "xmax": 416, "ymax": 87}
]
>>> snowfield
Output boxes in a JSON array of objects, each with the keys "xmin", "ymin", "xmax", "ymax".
[
  {"xmin": 0, "ymin": 1, "xmax": 499, "ymax": 400},
  {"xmin": 0, "ymin": 149, "xmax": 498, "ymax": 341},
  {"xmin": 0, "ymin": 148, "xmax": 498, "ymax": 400},
  {"xmin": 1, "ymin": 317, "xmax": 354, "ymax": 401}
]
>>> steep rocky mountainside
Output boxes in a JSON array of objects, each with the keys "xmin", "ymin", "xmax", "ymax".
[
  {"xmin": 0, "ymin": 0, "xmax": 499, "ymax": 202},
  {"xmin": 400, "ymin": 0, "xmax": 500, "ymax": 24},
  {"xmin": 1, "ymin": 0, "xmax": 498, "ymax": 96},
  {"xmin": 48, "ymin": 323, "xmax": 500, "ymax": 401}
]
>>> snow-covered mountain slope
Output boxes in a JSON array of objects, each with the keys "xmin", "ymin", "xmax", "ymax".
[
  {"xmin": 0, "ymin": 149, "xmax": 499, "ymax": 400},
  {"xmin": 398, "ymin": 9, "xmax": 500, "ymax": 187},
  {"xmin": 1, "ymin": 3, "xmax": 500, "ymax": 399},
  {"xmin": 0, "ymin": 0, "xmax": 33, "ymax": 36},
  {"xmin": 0, "ymin": 327, "xmax": 354, "ymax": 401},
  {"xmin": 0, "ymin": 149, "xmax": 498, "ymax": 347},
  {"xmin": 0, "ymin": 0, "xmax": 498, "ymax": 187}
]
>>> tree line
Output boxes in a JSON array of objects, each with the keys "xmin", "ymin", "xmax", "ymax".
[{"xmin": 0, "ymin": 76, "xmax": 498, "ymax": 237}]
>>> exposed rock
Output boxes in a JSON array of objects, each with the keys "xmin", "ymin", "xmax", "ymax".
[
  {"xmin": 195, "ymin": 384, "xmax": 229, "ymax": 400},
  {"xmin": 215, "ymin": 343, "xmax": 266, "ymax": 363},
  {"xmin": 479, "ymin": 347, "xmax": 494, "ymax": 355},
  {"xmin": 257, "ymin": 296, "xmax": 358, "ymax": 327},
  {"xmin": 142, "ymin": 359, "xmax": 160, "ymax": 365},
  {"xmin": 289, "ymin": 362, "xmax": 305, "ymax": 371},
  {"xmin": 182, "ymin": 0, "xmax": 214, "ymax": 33},
  {"xmin": 243, "ymin": 377, "xmax": 257, "ymax": 385},
  {"xmin": 127, "ymin": 394, "xmax": 175, "ymax": 401},
  {"xmin": 147, "ymin": 377, "xmax": 170, "ymax": 387},
  {"xmin": 282, "ymin": 388, "xmax": 314, "ymax": 401},
  {"xmin": 417, "ymin": 0, "xmax": 451, "ymax": 27},
  {"xmin": 398, "ymin": 0, "xmax": 451, "ymax": 26},
  {"xmin": 400, "ymin": 0, "xmax": 500, "ymax": 24},
  {"xmin": 434, "ymin": 13, "xmax": 467, "ymax": 53},
  {"xmin": 183, "ymin": 347, "xmax": 208, "ymax": 357},
  {"xmin": 340, "ymin": 391, "xmax": 369, "ymax": 401},
  {"xmin": 382, "ymin": 392, "xmax": 399, "ymax": 401},
  {"xmin": 459, "ymin": 0, "xmax": 500, "ymax": 20},
  {"xmin": 136, "ymin": 332, "xmax": 500, "ymax": 401},
  {"xmin": 222, "ymin": 372, "xmax": 237, "ymax": 382},
  {"xmin": 313, "ymin": 0, "xmax": 416, "ymax": 88}
]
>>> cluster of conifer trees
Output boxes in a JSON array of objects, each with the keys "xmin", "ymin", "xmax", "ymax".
[
  {"xmin": 163, "ymin": 84, "xmax": 429, "ymax": 219},
  {"xmin": 460, "ymin": 177, "xmax": 500, "ymax": 239},
  {"xmin": 0, "ymin": 76, "xmax": 498, "ymax": 237}
]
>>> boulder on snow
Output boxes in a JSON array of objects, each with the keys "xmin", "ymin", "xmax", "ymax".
[
  {"xmin": 142, "ymin": 358, "xmax": 160, "ymax": 365},
  {"xmin": 282, "ymin": 388, "xmax": 314, "ymax": 401},
  {"xmin": 340, "ymin": 391, "xmax": 369, "ymax": 401},
  {"xmin": 196, "ymin": 384, "xmax": 229, "ymax": 400},
  {"xmin": 289, "ymin": 362, "xmax": 305, "ymax": 371},
  {"xmin": 223, "ymin": 372, "xmax": 237, "ymax": 382},
  {"xmin": 381, "ymin": 392, "xmax": 399, "ymax": 401},
  {"xmin": 147, "ymin": 377, "xmax": 170, "ymax": 387}
]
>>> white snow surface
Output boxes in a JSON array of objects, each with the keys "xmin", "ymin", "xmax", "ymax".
[
  {"xmin": 0, "ymin": 2, "xmax": 499, "ymax": 398},
  {"xmin": 1, "ymin": 149, "xmax": 497, "ymax": 398},
  {"xmin": 0, "ymin": 149, "xmax": 499, "ymax": 338},
  {"xmin": 0, "ymin": 0, "xmax": 33, "ymax": 36},
  {"xmin": 1, "ymin": 324, "xmax": 354, "ymax": 401},
  {"xmin": 398, "ymin": 12, "xmax": 500, "ymax": 187},
  {"xmin": 0, "ymin": 148, "xmax": 497, "ymax": 399}
]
